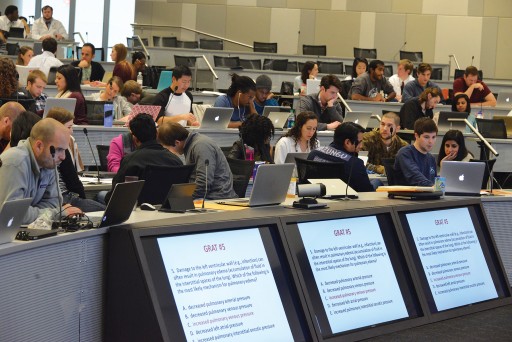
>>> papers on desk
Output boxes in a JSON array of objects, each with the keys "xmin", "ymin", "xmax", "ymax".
[
  {"xmin": 376, "ymin": 185, "xmax": 435, "ymax": 192},
  {"xmin": 79, "ymin": 176, "xmax": 113, "ymax": 184}
]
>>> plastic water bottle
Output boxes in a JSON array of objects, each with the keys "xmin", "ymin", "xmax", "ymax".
[
  {"xmin": 137, "ymin": 72, "xmax": 143, "ymax": 86},
  {"xmin": 287, "ymin": 110, "xmax": 295, "ymax": 128}
]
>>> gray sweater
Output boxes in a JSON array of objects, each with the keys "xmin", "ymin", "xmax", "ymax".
[
  {"xmin": 0, "ymin": 139, "xmax": 61, "ymax": 224},
  {"xmin": 298, "ymin": 94, "xmax": 344, "ymax": 131}
]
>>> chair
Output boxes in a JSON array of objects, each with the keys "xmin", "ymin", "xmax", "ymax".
[
  {"xmin": 399, "ymin": 50, "xmax": 423, "ymax": 62},
  {"xmin": 263, "ymin": 58, "xmax": 288, "ymax": 71},
  {"xmin": 476, "ymin": 118, "xmax": 507, "ymax": 139},
  {"xmin": 287, "ymin": 61, "xmax": 299, "ymax": 72},
  {"xmin": 86, "ymin": 100, "xmax": 112, "ymax": 126},
  {"xmin": 295, "ymin": 158, "xmax": 345, "ymax": 185},
  {"xmin": 280, "ymin": 81, "xmax": 294, "ymax": 96},
  {"xmin": 239, "ymin": 59, "xmax": 261, "ymax": 70},
  {"xmin": 213, "ymin": 56, "xmax": 240, "ymax": 68},
  {"xmin": 431, "ymin": 68, "xmax": 443, "ymax": 80},
  {"xmin": 303, "ymin": 44, "xmax": 327, "ymax": 56},
  {"xmin": 253, "ymin": 42, "xmax": 277, "ymax": 53},
  {"xmin": 96, "ymin": 145, "xmax": 110, "ymax": 171},
  {"xmin": 454, "ymin": 69, "xmax": 483, "ymax": 80},
  {"xmin": 381, "ymin": 158, "xmax": 397, "ymax": 185},
  {"xmin": 318, "ymin": 61, "xmax": 344, "ymax": 74},
  {"xmin": 298, "ymin": 62, "xmax": 306, "ymax": 72},
  {"xmin": 199, "ymin": 38, "xmax": 223, "ymax": 50},
  {"xmin": 76, "ymin": 46, "xmax": 104, "ymax": 62},
  {"xmin": 152, "ymin": 36, "xmax": 161, "ymax": 47},
  {"xmin": 174, "ymin": 55, "xmax": 197, "ymax": 68},
  {"xmin": 138, "ymin": 164, "xmax": 196, "ymax": 205},
  {"xmin": 0, "ymin": 98, "xmax": 35, "ymax": 111},
  {"xmin": 384, "ymin": 65, "xmax": 393, "ymax": 77},
  {"xmin": 159, "ymin": 36, "xmax": 176, "ymax": 48},
  {"xmin": 127, "ymin": 37, "xmax": 148, "ymax": 48},
  {"xmin": 6, "ymin": 43, "xmax": 19, "ymax": 55},
  {"xmin": 47, "ymin": 67, "xmax": 58, "ymax": 85},
  {"xmin": 354, "ymin": 47, "xmax": 377, "ymax": 59},
  {"xmin": 339, "ymin": 80, "xmax": 353, "ymax": 100},
  {"xmin": 345, "ymin": 65, "xmax": 353, "ymax": 76},
  {"xmin": 220, "ymin": 146, "xmax": 232, "ymax": 158},
  {"xmin": 176, "ymin": 40, "xmax": 199, "ymax": 49},
  {"xmin": 470, "ymin": 159, "xmax": 497, "ymax": 190},
  {"xmin": 227, "ymin": 158, "xmax": 255, "ymax": 198},
  {"xmin": 157, "ymin": 70, "xmax": 173, "ymax": 91}
]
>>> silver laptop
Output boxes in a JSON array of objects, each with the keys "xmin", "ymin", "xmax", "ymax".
[
  {"xmin": 440, "ymin": 161, "xmax": 485, "ymax": 196},
  {"xmin": 344, "ymin": 111, "xmax": 373, "ymax": 129},
  {"xmin": 284, "ymin": 152, "xmax": 309, "ymax": 164},
  {"xmin": 262, "ymin": 106, "xmax": 291, "ymax": 117},
  {"xmin": 217, "ymin": 163, "xmax": 294, "ymax": 207},
  {"xmin": 200, "ymin": 108, "xmax": 233, "ymax": 129},
  {"xmin": 308, "ymin": 178, "xmax": 359, "ymax": 199},
  {"xmin": 16, "ymin": 66, "xmax": 40, "ymax": 87},
  {"xmin": 496, "ymin": 91, "xmax": 512, "ymax": 108},
  {"xmin": 0, "ymin": 198, "xmax": 32, "ymax": 245},
  {"xmin": 306, "ymin": 79, "xmax": 320, "ymax": 95},
  {"xmin": 267, "ymin": 112, "xmax": 290, "ymax": 130},
  {"xmin": 43, "ymin": 98, "xmax": 77, "ymax": 118},
  {"xmin": 437, "ymin": 111, "xmax": 468, "ymax": 132}
]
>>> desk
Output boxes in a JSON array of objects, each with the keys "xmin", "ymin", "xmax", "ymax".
[
  {"xmin": 45, "ymin": 84, "xmax": 105, "ymax": 97},
  {"xmin": 7, "ymin": 38, "xmax": 78, "ymax": 59}
]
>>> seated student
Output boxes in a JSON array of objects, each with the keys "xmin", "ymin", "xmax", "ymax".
[
  {"xmin": 89, "ymin": 76, "xmax": 132, "ymax": 119},
  {"xmin": 228, "ymin": 113, "xmax": 274, "ymax": 163},
  {"xmin": 437, "ymin": 129, "xmax": 474, "ymax": 168},
  {"xmin": 0, "ymin": 102, "xmax": 26, "ymax": 153},
  {"xmin": 253, "ymin": 75, "xmax": 279, "ymax": 115},
  {"xmin": 5, "ymin": 111, "xmax": 41, "ymax": 151},
  {"xmin": 402, "ymin": 63, "xmax": 444, "ymax": 103},
  {"xmin": 274, "ymin": 111, "xmax": 320, "ymax": 164},
  {"xmin": 121, "ymin": 80, "xmax": 153, "ymax": 105},
  {"xmin": 153, "ymin": 65, "xmax": 198, "ymax": 126},
  {"xmin": 46, "ymin": 108, "xmax": 105, "ymax": 212},
  {"xmin": 388, "ymin": 59, "xmax": 414, "ymax": 102},
  {"xmin": 0, "ymin": 57, "xmax": 29, "ymax": 100},
  {"xmin": 399, "ymin": 87, "xmax": 441, "ymax": 130},
  {"xmin": 394, "ymin": 117, "xmax": 438, "ymax": 186},
  {"xmin": 214, "ymin": 73, "xmax": 257, "ymax": 128},
  {"xmin": 361, "ymin": 112, "xmax": 408, "ymax": 175},
  {"xmin": 71, "ymin": 42, "xmax": 106, "ymax": 83},
  {"xmin": 452, "ymin": 93, "xmax": 477, "ymax": 131},
  {"xmin": 107, "ymin": 131, "xmax": 136, "ymax": 173},
  {"xmin": 158, "ymin": 122, "xmax": 237, "ymax": 200},
  {"xmin": 453, "ymin": 66, "xmax": 496, "ymax": 107},
  {"xmin": 308, "ymin": 122, "xmax": 374, "ymax": 192},
  {"xmin": 344, "ymin": 57, "xmax": 368, "ymax": 81},
  {"xmin": 22, "ymin": 70, "xmax": 48, "ymax": 117},
  {"xmin": 298, "ymin": 74, "xmax": 343, "ymax": 131},
  {"xmin": 294, "ymin": 61, "xmax": 318, "ymax": 95},
  {"xmin": 349, "ymin": 59, "xmax": 396, "ymax": 102},
  {"xmin": 54, "ymin": 64, "xmax": 88, "ymax": 125},
  {"xmin": 105, "ymin": 114, "xmax": 183, "ymax": 203}
]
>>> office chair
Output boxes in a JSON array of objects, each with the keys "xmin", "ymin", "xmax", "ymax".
[
  {"xmin": 431, "ymin": 68, "xmax": 443, "ymax": 80},
  {"xmin": 239, "ymin": 59, "xmax": 262, "ymax": 70},
  {"xmin": 354, "ymin": 47, "xmax": 377, "ymax": 59},
  {"xmin": 47, "ymin": 67, "xmax": 58, "ymax": 85},
  {"xmin": 302, "ymin": 44, "xmax": 327, "ymax": 56},
  {"xmin": 295, "ymin": 158, "xmax": 345, "ymax": 184},
  {"xmin": 174, "ymin": 55, "xmax": 197, "ymax": 68},
  {"xmin": 227, "ymin": 158, "xmax": 255, "ymax": 198},
  {"xmin": 199, "ymin": 39, "xmax": 223, "ymax": 50},
  {"xmin": 176, "ymin": 40, "xmax": 199, "ymax": 49},
  {"xmin": 6, "ymin": 43, "xmax": 19, "ymax": 55},
  {"xmin": 263, "ymin": 58, "xmax": 288, "ymax": 71},
  {"xmin": 318, "ymin": 61, "xmax": 344, "ymax": 74},
  {"xmin": 253, "ymin": 42, "xmax": 277, "ymax": 53},
  {"xmin": 76, "ymin": 46, "xmax": 104, "ymax": 62},
  {"xmin": 152, "ymin": 36, "xmax": 161, "ymax": 47},
  {"xmin": 399, "ymin": 50, "xmax": 423, "ymax": 62},
  {"xmin": 384, "ymin": 65, "xmax": 393, "ymax": 77},
  {"xmin": 454, "ymin": 69, "xmax": 483, "ymax": 80},
  {"xmin": 96, "ymin": 145, "xmax": 110, "ymax": 171},
  {"xmin": 213, "ymin": 56, "xmax": 240, "ymax": 68},
  {"xmin": 138, "ymin": 164, "xmax": 196, "ymax": 205},
  {"xmin": 287, "ymin": 61, "xmax": 299, "ymax": 72},
  {"xmin": 381, "ymin": 158, "xmax": 397, "ymax": 185}
]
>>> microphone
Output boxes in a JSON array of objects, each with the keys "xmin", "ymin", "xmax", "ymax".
[
  {"xmin": 393, "ymin": 41, "xmax": 407, "ymax": 60},
  {"xmin": 471, "ymin": 56, "xmax": 474, "ymax": 66},
  {"xmin": 50, "ymin": 146, "xmax": 63, "ymax": 229},
  {"xmin": 201, "ymin": 159, "xmax": 209, "ymax": 209},
  {"xmin": 157, "ymin": 85, "xmax": 179, "ymax": 125},
  {"xmin": 390, "ymin": 126, "xmax": 394, "ymax": 137},
  {"xmin": 83, "ymin": 128, "xmax": 102, "ymax": 184}
]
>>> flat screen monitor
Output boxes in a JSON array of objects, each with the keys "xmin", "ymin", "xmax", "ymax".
[
  {"xmin": 397, "ymin": 201, "xmax": 510, "ymax": 316},
  {"xmin": 283, "ymin": 210, "xmax": 423, "ymax": 340},
  {"xmin": 139, "ymin": 223, "xmax": 311, "ymax": 341}
]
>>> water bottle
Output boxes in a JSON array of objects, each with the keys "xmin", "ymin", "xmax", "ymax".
[
  {"xmin": 137, "ymin": 72, "xmax": 143, "ymax": 86},
  {"xmin": 287, "ymin": 110, "xmax": 295, "ymax": 128}
]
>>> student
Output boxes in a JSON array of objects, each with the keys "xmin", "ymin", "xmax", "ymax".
[
  {"xmin": 253, "ymin": 75, "xmax": 279, "ymax": 115},
  {"xmin": 294, "ymin": 61, "xmax": 319, "ymax": 95},
  {"xmin": 437, "ymin": 129, "xmax": 473, "ymax": 168},
  {"xmin": 227, "ymin": 113, "xmax": 274, "ymax": 163},
  {"xmin": 54, "ymin": 64, "xmax": 88, "ymax": 125},
  {"xmin": 7, "ymin": 111, "xmax": 41, "ymax": 150},
  {"xmin": 23, "ymin": 70, "xmax": 48, "ymax": 117},
  {"xmin": 89, "ymin": 76, "xmax": 132, "ymax": 119},
  {"xmin": 344, "ymin": 57, "xmax": 368, "ymax": 81},
  {"xmin": 16, "ymin": 46, "xmax": 33, "ymax": 66},
  {"xmin": 388, "ymin": 59, "xmax": 414, "ymax": 102},
  {"xmin": 0, "ymin": 101, "xmax": 26, "ymax": 153},
  {"xmin": 402, "ymin": 62, "xmax": 443, "ymax": 103},
  {"xmin": 453, "ymin": 66, "xmax": 496, "ymax": 107},
  {"xmin": 450, "ymin": 93, "xmax": 477, "ymax": 132},
  {"xmin": 349, "ymin": 59, "xmax": 396, "ymax": 102},
  {"xmin": 71, "ymin": 42, "xmax": 106, "ymax": 83},
  {"xmin": 399, "ymin": 87, "xmax": 441, "ymax": 130},
  {"xmin": 274, "ymin": 111, "xmax": 319, "ymax": 164},
  {"xmin": 394, "ymin": 117, "xmax": 438, "ymax": 186}
]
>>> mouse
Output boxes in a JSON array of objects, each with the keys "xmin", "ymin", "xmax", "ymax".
[{"xmin": 140, "ymin": 203, "xmax": 156, "ymax": 211}]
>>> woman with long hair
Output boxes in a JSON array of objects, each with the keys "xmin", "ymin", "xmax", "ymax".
[
  {"xmin": 294, "ymin": 61, "xmax": 318, "ymax": 95},
  {"xmin": 16, "ymin": 46, "xmax": 33, "ymax": 66},
  {"xmin": 55, "ymin": 64, "xmax": 88, "ymax": 124},
  {"xmin": 111, "ymin": 43, "xmax": 136, "ymax": 83},
  {"xmin": 437, "ymin": 129, "xmax": 473, "ymax": 167},
  {"xmin": 0, "ymin": 57, "xmax": 24, "ymax": 98},
  {"xmin": 451, "ymin": 92, "xmax": 477, "ymax": 132},
  {"xmin": 344, "ymin": 57, "xmax": 368, "ymax": 80},
  {"xmin": 228, "ymin": 113, "xmax": 274, "ymax": 163},
  {"xmin": 274, "ymin": 111, "xmax": 319, "ymax": 164}
]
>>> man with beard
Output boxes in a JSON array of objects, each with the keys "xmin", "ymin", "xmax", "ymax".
[
  {"xmin": 399, "ymin": 87, "xmax": 441, "ymax": 130},
  {"xmin": 349, "ymin": 59, "xmax": 396, "ymax": 102}
]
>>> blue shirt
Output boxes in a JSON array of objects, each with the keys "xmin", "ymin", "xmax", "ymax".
[
  {"xmin": 213, "ymin": 94, "xmax": 251, "ymax": 122},
  {"xmin": 394, "ymin": 145, "xmax": 436, "ymax": 186},
  {"xmin": 253, "ymin": 98, "xmax": 279, "ymax": 115}
]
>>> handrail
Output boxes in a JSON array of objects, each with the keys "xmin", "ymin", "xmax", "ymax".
[{"xmin": 131, "ymin": 23, "xmax": 253, "ymax": 49}]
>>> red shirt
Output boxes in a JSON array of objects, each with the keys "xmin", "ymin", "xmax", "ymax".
[{"xmin": 452, "ymin": 77, "xmax": 491, "ymax": 103}]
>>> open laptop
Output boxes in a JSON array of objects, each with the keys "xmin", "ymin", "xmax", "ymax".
[
  {"xmin": 496, "ymin": 91, "xmax": 512, "ymax": 108},
  {"xmin": 200, "ymin": 108, "xmax": 233, "ymax": 129},
  {"xmin": 9, "ymin": 27, "xmax": 24, "ymax": 38},
  {"xmin": 344, "ymin": 111, "xmax": 373, "ymax": 129},
  {"xmin": 0, "ymin": 198, "xmax": 32, "ymax": 244},
  {"xmin": 493, "ymin": 115, "xmax": 512, "ymax": 138},
  {"xmin": 284, "ymin": 152, "xmax": 309, "ymax": 164},
  {"xmin": 43, "ymin": 98, "xmax": 77, "ymax": 118},
  {"xmin": 217, "ymin": 163, "xmax": 294, "ymax": 207},
  {"xmin": 16, "ymin": 65, "xmax": 39, "ymax": 88},
  {"xmin": 306, "ymin": 79, "xmax": 320, "ymax": 95},
  {"xmin": 308, "ymin": 178, "xmax": 359, "ymax": 199},
  {"xmin": 267, "ymin": 111, "xmax": 290, "ymax": 130},
  {"xmin": 440, "ymin": 161, "xmax": 485, "ymax": 196},
  {"xmin": 437, "ymin": 111, "xmax": 468, "ymax": 132},
  {"xmin": 262, "ymin": 106, "xmax": 291, "ymax": 117}
]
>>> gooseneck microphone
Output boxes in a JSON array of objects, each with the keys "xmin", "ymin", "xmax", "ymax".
[
  {"xmin": 202, "ymin": 159, "xmax": 209, "ymax": 210},
  {"xmin": 50, "ymin": 146, "xmax": 63, "ymax": 229},
  {"xmin": 83, "ymin": 128, "xmax": 101, "ymax": 184},
  {"xmin": 471, "ymin": 56, "xmax": 474, "ymax": 66},
  {"xmin": 157, "ymin": 85, "xmax": 179, "ymax": 125},
  {"xmin": 390, "ymin": 126, "xmax": 394, "ymax": 137},
  {"xmin": 393, "ymin": 41, "xmax": 407, "ymax": 60}
]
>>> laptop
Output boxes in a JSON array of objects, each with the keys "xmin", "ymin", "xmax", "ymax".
[
  {"xmin": 344, "ymin": 111, "xmax": 373, "ymax": 129},
  {"xmin": 9, "ymin": 27, "xmax": 24, "ymax": 38},
  {"xmin": 493, "ymin": 115, "xmax": 512, "ymax": 138},
  {"xmin": 262, "ymin": 106, "xmax": 291, "ymax": 117},
  {"xmin": 496, "ymin": 91, "xmax": 512, "ymax": 108},
  {"xmin": 440, "ymin": 161, "xmax": 485, "ymax": 196},
  {"xmin": 308, "ymin": 178, "xmax": 359, "ymax": 199},
  {"xmin": 43, "ymin": 98, "xmax": 77, "ymax": 118},
  {"xmin": 200, "ymin": 107, "xmax": 233, "ymax": 129},
  {"xmin": 217, "ymin": 163, "xmax": 294, "ymax": 207},
  {"xmin": 33, "ymin": 42, "xmax": 43, "ymax": 55},
  {"xmin": 437, "ymin": 111, "xmax": 468, "ymax": 132},
  {"xmin": 306, "ymin": 79, "xmax": 320, "ymax": 95},
  {"xmin": 0, "ymin": 198, "xmax": 32, "ymax": 244},
  {"xmin": 16, "ymin": 65, "xmax": 39, "ymax": 87},
  {"xmin": 122, "ymin": 104, "xmax": 162, "ymax": 126},
  {"xmin": 88, "ymin": 180, "xmax": 145, "ymax": 228},
  {"xmin": 159, "ymin": 183, "xmax": 197, "ymax": 213},
  {"xmin": 284, "ymin": 152, "xmax": 309, "ymax": 164},
  {"xmin": 267, "ymin": 111, "xmax": 290, "ymax": 130},
  {"xmin": 101, "ymin": 71, "xmax": 113, "ymax": 84}
]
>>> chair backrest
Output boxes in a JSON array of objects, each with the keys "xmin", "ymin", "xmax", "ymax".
[
  {"xmin": 157, "ymin": 70, "xmax": 173, "ymax": 91},
  {"xmin": 454, "ymin": 69, "xmax": 483, "ymax": 80},
  {"xmin": 227, "ymin": 158, "xmax": 255, "ymax": 198},
  {"xmin": 381, "ymin": 158, "xmax": 396, "ymax": 185},
  {"xmin": 161, "ymin": 36, "xmax": 177, "ymax": 47},
  {"xmin": 127, "ymin": 37, "xmax": 148, "ymax": 48},
  {"xmin": 303, "ymin": 44, "xmax": 327, "ymax": 56},
  {"xmin": 354, "ymin": 47, "xmax": 377, "ymax": 59},
  {"xmin": 152, "ymin": 36, "xmax": 161, "ymax": 47},
  {"xmin": 253, "ymin": 41, "xmax": 278, "ymax": 53},
  {"xmin": 263, "ymin": 58, "xmax": 288, "ymax": 71},
  {"xmin": 339, "ymin": 80, "xmax": 353, "ymax": 100},
  {"xmin": 6, "ymin": 43, "xmax": 19, "ymax": 55},
  {"xmin": 220, "ymin": 146, "xmax": 232, "ymax": 158},
  {"xmin": 470, "ymin": 159, "xmax": 496, "ymax": 190},
  {"xmin": 86, "ymin": 100, "xmax": 112, "ymax": 125},
  {"xmin": 176, "ymin": 40, "xmax": 199, "ymax": 49},
  {"xmin": 174, "ymin": 55, "xmax": 197, "ymax": 68},
  {"xmin": 287, "ymin": 61, "xmax": 299, "ymax": 72},
  {"xmin": 0, "ymin": 98, "xmax": 35, "ymax": 111},
  {"xmin": 431, "ymin": 68, "xmax": 443, "ymax": 80},
  {"xmin": 213, "ymin": 55, "xmax": 240, "ymax": 68},
  {"xmin": 280, "ymin": 81, "xmax": 294, "ymax": 96},
  {"xmin": 318, "ymin": 61, "xmax": 344, "ymax": 74},
  {"xmin": 384, "ymin": 65, "xmax": 393, "ymax": 77},
  {"xmin": 399, "ymin": 50, "xmax": 423, "ymax": 62},
  {"xmin": 345, "ymin": 65, "xmax": 353, "ymax": 76},
  {"xmin": 476, "ymin": 118, "xmax": 507, "ymax": 139},
  {"xmin": 47, "ymin": 67, "xmax": 58, "ymax": 85},
  {"xmin": 239, "ymin": 59, "xmax": 262, "ymax": 70},
  {"xmin": 295, "ymin": 158, "xmax": 344, "ymax": 184},
  {"xmin": 96, "ymin": 145, "xmax": 110, "ymax": 171},
  {"xmin": 138, "ymin": 164, "xmax": 196, "ymax": 205},
  {"xmin": 199, "ymin": 38, "xmax": 223, "ymax": 50}
]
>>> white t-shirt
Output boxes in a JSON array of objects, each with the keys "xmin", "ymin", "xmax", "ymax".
[
  {"xmin": 165, "ymin": 92, "xmax": 192, "ymax": 126},
  {"xmin": 274, "ymin": 136, "xmax": 320, "ymax": 164},
  {"xmin": 0, "ymin": 16, "xmax": 25, "ymax": 36},
  {"xmin": 388, "ymin": 74, "xmax": 415, "ymax": 97}
]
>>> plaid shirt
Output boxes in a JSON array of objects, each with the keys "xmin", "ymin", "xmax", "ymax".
[{"xmin": 34, "ymin": 93, "xmax": 48, "ymax": 116}]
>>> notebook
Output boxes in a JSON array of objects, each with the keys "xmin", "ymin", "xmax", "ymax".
[
  {"xmin": 440, "ymin": 161, "xmax": 485, "ymax": 196},
  {"xmin": 267, "ymin": 111, "xmax": 290, "ymax": 130},
  {"xmin": 262, "ymin": 106, "xmax": 291, "ymax": 117},
  {"xmin": 437, "ymin": 111, "xmax": 468, "ymax": 132},
  {"xmin": 200, "ymin": 108, "xmax": 233, "ymax": 129},
  {"xmin": 306, "ymin": 79, "xmax": 320, "ymax": 95},
  {"xmin": 217, "ymin": 163, "xmax": 294, "ymax": 207},
  {"xmin": 343, "ymin": 111, "xmax": 373, "ymax": 129},
  {"xmin": 496, "ymin": 91, "xmax": 512, "ymax": 108},
  {"xmin": 16, "ymin": 65, "xmax": 39, "ymax": 87},
  {"xmin": 308, "ymin": 178, "xmax": 359, "ymax": 199},
  {"xmin": 493, "ymin": 115, "xmax": 512, "ymax": 138},
  {"xmin": 43, "ymin": 98, "xmax": 77, "ymax": 118},
  {"xmin": 0, "ymin": 198, "xmax": 32, "ymax": 244}
]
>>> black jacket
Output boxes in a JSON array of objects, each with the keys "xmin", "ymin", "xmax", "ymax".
[
  {"xmin": 59, "ymin": 149, "xmax": 86, "ymax": 198},
  {"xmin": 71, "ymin": 60, "xmax": 106, "ymax": 82}
]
